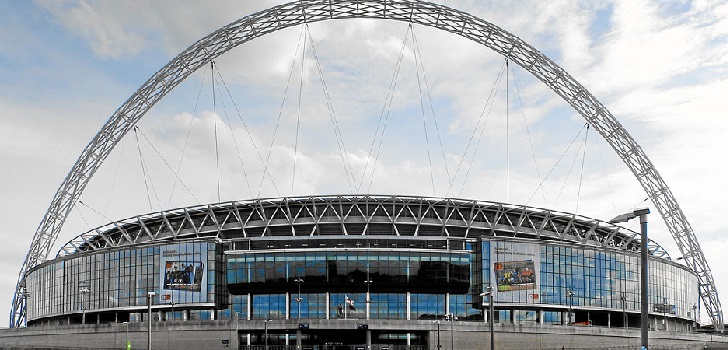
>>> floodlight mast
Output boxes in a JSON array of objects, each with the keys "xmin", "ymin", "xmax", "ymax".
[
  {"xmin": 610, "ymin": 208, "xmax": 650, "ymax": 349},
  {"xmin": 10, "ymin": 0, "xmax": 722, "ymax": 330}
]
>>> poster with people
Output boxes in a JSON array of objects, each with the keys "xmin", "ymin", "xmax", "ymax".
[
  {"xmin": 159, "ymin": 242, "xmax": 208, "ymax": 303},
  {"xmin": 163, "ymin": 261, "xmax": 204, "ymax": 292},
  {"xmin": 489, "ymin": 240, "xmax": 540, "ymax": 303}
]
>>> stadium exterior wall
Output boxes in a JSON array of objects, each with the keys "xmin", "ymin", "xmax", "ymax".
[{"xmin": 11, "ymin": 196, "xmax": 709, "ymax": 348}]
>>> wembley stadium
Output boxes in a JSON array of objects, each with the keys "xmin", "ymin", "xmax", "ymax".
[
  {"xmin": 14, "ymin": 195, "xmax": 700, "ymax": 349},
  {"xmin": 2, "ymin": 0, "xmax": 726, "ymax": 349}
]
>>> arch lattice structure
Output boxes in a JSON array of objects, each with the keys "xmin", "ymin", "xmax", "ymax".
[{"xmin": 11, "ymin": 0, "xmax": 722, "ymax": 328}]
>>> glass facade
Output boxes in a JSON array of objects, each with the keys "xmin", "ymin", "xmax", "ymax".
[
  {"xmin": 25, "ymin": 235, "xmax": 698, "ymax": 328},
  {"xmin": 26, "ymin": 241, "xmax": 224, "ymax": 321},
  {"xmin": 478, "ymin": 238, "xmax": 699, "ymax": 321}
]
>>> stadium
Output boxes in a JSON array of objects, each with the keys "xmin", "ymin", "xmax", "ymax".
[
  {"xmin": 14, "ymin": 195, "xmax": 701, "ymax": 349},
  {"xmin": 3, "ymin": 0, "xmax": 726, "ymax": 349}
]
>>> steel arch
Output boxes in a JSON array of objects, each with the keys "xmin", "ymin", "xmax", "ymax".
[{"xmin": 11, "ymin": 0, "xmax": 722, "ymax": 328}]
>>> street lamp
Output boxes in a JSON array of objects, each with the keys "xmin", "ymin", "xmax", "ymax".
[
  {"xmin": 294, "ymin": 277, "xmax": 304, "ymax": 319},
  {"xmin": 147, "ymin": 291, "xmax": 155, "ymax": 350},
  {"xmin": 621, "ymin": 292, "xmax": 627, "ymax": 329},
  {"xmin": 566, "ymin": 290, "xmax": 574, "ymax": 324},
  {"xmin": 264, "ymin": 319, "xmax": 270, "ymax": 350},
  {"xmin": 364, "ymin": 279, "xmax": 373, "ymax": 320},
  {"xmin": 480, "ymin": 285, "xmax": 495, "ymax": 350},
  {"xmin": 447, "ymin": 313, "xmax": 455, "ymax": 350},
  {"xmin": 123, "ymin": 321, "xmax": 130, "ymax": 350},
  {"xmin": 79, "ymin": 285, "xmax": 90, "ymax": 325},
  {"xmin": 692, "ymin": 304, "xmax": 697, "ymax": 332},
  {"xmin": 433, "ymin": 320, "xmax": 441, "ymax": 350},
  {"xmin": 610, "ymin": 208, "xmax": 649, "ymax": 350}
]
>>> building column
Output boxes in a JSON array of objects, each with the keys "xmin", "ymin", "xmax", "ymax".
[
  {"xmin": 326, "ymin": 292, "xmax": 330, "ymax": 320},
  {"xmin": 445, "ymin": 293, "xmax": 450, "ymax": 316},
  {"xmin": 286, "ymin": 292, "xmax": 290, "ymax": 320},
  {"xmin": 538, "ymin": 310, "xmax": 544, "ymax": 326},
  {"xmin": 247, "ymin": 293, "xmax": 252, "ymax": 321},
  {"xmin": 607, "ymin": 313, "xmax": 611, "ymax": 328},
  {"xmin": 296, "ymin": 329, "xmax": 302, "ymax": 350},
  {"xmin": 406, "ymin": 292, "xmax": 411, "ymax": 321},
  {"xmin": 366, "ymin": 330, "xmax": 371, "ymax": 350}
]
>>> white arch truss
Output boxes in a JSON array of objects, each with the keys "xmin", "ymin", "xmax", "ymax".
[{"xmin": 11, "ymin": 0, "xmax": 722, "ymax": 328}]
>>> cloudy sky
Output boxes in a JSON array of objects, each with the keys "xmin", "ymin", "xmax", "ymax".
[{"xmin": 2, "ymin": 0, "xmax": 728, "ymax": 325}]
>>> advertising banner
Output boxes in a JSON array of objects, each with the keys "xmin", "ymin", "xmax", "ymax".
[
  {"xmin": 159, "ymin": 242, "xmax": 208, "ymax": 303},
  {"xmin": 490, "ymin": 240, "xmax": 540, "ymax": 303}
]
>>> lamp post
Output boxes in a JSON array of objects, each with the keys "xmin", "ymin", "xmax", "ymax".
[
  {"xmin": 621, "ymin": 292, "xmax": 627, "ymax": 329},
  {"xmin": 434, "ymin": 320, "xmax": 441, "ymax": 350},
  {"xmin": 480, "ymin": 285, "xmax": 495, "ymax": 350},
  {"xmin": 294, "ymin": 277, "xmax": 304, "ymax": 319},
  {"xmin": 610, "ymin": 208, "xmax": 650, "ymax": 350},
  {"xmin": 365, "ymin": 279, "xmax": 373, "ymax": 320},
  {"xmin": 264, "ymin": 319, "xmax": 270, "ymax": 350},
  {"xmin": 447, "ymin": 313, "xmax": 455, "ymax": 350},
  {"xmin": 123, "ymin": 321, "xmax": 130, "ymax": 350},
  {"xmin": 566, "ymin": 290, "xmax": 574, "ymax": 324},
  {"xmin": 692, "ymin": 304, "xmax": 697, "ymax": 332},
  {"xmin": 147, "ymin": 291, "xmax": 155, "ymax": 350},
  {"xmin": 79, "ymin": 283, "xmax": 90, "ymax": 325}
]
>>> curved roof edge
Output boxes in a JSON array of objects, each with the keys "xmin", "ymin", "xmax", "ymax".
[{"xmin": 56, "ymin": 195, "xmax": 670, "ymax": 259}]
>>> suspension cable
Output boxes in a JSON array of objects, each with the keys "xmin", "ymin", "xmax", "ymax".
[
  {"xmin": 73, "ymin": 202, "xmax": 93, "ymax": 231},
  {"xmin": 77, "ymin": 200, "xmax": 113, "ymax": 223},
  {"xmin": 526, "ymin": 122, "xmax": 588, "ymax": 206},
  {"xmin": 258, "ymin": 25, "xmax": 307, "ymax": 198},
  {"xmin": 214, "ymin": 67, "xmax": 280, "ymax": 197},
  {"xmin": 448, "ymin": 61, "xmax": 506, "ymax": 196},
  {"xmin": 305, "ymin": 24, "xmax": 357, "ymax": 192},
  {"xmin": 103, "ymin": 136, "xmax": 127, "ymax": 216},
  {"xmin": 292, "ymin": 26, "xmax": 307, "ymax": 194},
  {"xmin": 134, "ymin": 127, "xmax": 200, "ymax": 205},
  {"xmin": 169, "ymin": 64, "xmax": 208, "ymax": 205},
  {"xmin": 212, "ymin": 68, "xmax": 254, "ymax": 198},
  {"xmin": 410, "ymin": 27, "xmax": 452, "ymax": 195},
  {"xmin": 133, "ymin": 127, "xmax": 160, "ymax": 212},
  {"xmin": 506, "ymin": 58, "xmax": 510, "ymax": 202},
  {"xmin": 411, "ymin": 25, "xmax": 437, "ymax": 195},
  {"xmin": 553, "ymin": 126, "xmax": 588, "ymax": 209},
  {"xmin": 595, "ymin": 133, "xmax": 618, "ymax": 216},
  {"xmin": 511, "ymin": 66, "xmax": 548, "ymax": 206},
  {"xmin": 575, "ymin": 124, "xmax": 590, "ymax": 214},
  {"xmin": 361, "ymin": 25, "xmax": 412, "ymax": 192},
  {"xmin": 211, "ymin": 61, "xmax": 222, "ymax": 202},
  {"xmin": 456, "ymin": 71, "xmax": 505, "ymax": 197}
]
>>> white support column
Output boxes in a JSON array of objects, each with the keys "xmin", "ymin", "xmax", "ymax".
[
  {"xmin": 445, "ymin": 293, "xmax": 450, "ymax": 316},
  {"xmin": 247, "ymin": 293, "xmax": 252, "ymax": 321},
  {"xmin": 286, "ymin": 292, "xmax": 290, "ymax": 320},
  {"xmin": 326, "ymin": 292, "xmax": 330, "ymax": 320},
  {"xmin": 406, "ymin": 292, "xmax": 411, "ymax": 321}
]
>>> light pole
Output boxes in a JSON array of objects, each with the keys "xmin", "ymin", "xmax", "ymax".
[
  {"xmin": 610, "ymin": 208, "xmax": 650, "ymax": 350},
  {"xmin": 480, "ymin": 285, "xmax": 495, "ymax": 350},
  {"xmin": 147, "ymin": 291, "xmax": 155, "ymax": 350},
  {"xmin": 692, "ymin": 304, "xmax": 697, "ymax": 332},
  {"xmin": 123, "ymin": 321, "xmax": 130, "ymax": 350},
  {"xmin": 79, "ymin": 283, "xmax": 90, "ymax": 325},
  {"xmin": 566, "ymin": 290, "xmax": 574, "ymax": 324},
  {"xmin": 434, "ymin": 320, "xmax": 441, "ymax": 350},
  {"xmin": 365, "ymin": 279, "xmax": 373, "ymax": 320},
  {"xmin": 294, "ymin": 277, "xmax": 304, "ymax": 319},
  {"xmin": 264, "ymin": 319, "xmax": 270, "ymax": 350},
  {"xmin": 448, "ymin": 313, "xmax": 455, "ymax": 350},
  {"xmin": 621, "ymin": 292, "xmax": 627, "ymax": 329}
]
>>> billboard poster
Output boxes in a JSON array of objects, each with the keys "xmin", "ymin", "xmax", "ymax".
[
  {"xmin": 489, "ymin": 240, "xmax": 540, "ymax": 303},
  {"xmin": 159, "ymin": 242, "xmax": 208, "ymax": 303}
]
